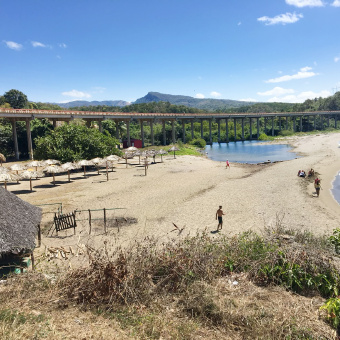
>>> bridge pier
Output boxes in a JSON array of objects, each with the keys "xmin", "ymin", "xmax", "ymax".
[
  {"xmin": 140, "ymin": 120, "xmax": 145, "ymax": 147},
  {"xmin": 209, "ymin": 119, "xmax": 212, "ymax": 144},
  {"xmin": 162, "ymin": 120, "xmax": 166, "ymax": 146},
  {"xmin": 26, "ymin": 119, "xmax": 33, "ymax": 160},
  {"xmin": 217, "ymin": 119, "xmax": 221, "ymax": 143},
  {"xmin": 126, "ymin": 120, "xmax": 131, "ymax": 147},
  {"xmin": 300, "ymin": 116, "xmax": 303, "ymax": 132},
  {"xmin": 200, "ymin": 119, "xmax": 204, "ymax": 139},
  {"xmin": 98, "ymin": 120, "xmax": 103, "ymax": 132},
  {"xmin": 172, "ymin": 120, "xmax": 176, "ymax": 144},
  {"xmin": 191, "ymin": 120, "xmax": 194, "ymax": 140},
  {"xmin": 11, "ymin": 119, "xmax": 19, "ymax": 160},
  {"xmin": 257, "ymin": 117, "xmax": 260, "ymax": 139},
  {"xmin": 279, "ymin": 116, "xmax": 281, "ymax": 131},
  {"xmin": 286, "ymin": 116, "xmax": 289, "ymax": 130},
  {"xmin": 226, "ymin": 118, "xmax": 229, "ymax": 143},
  {"xmin": 249, "ymin": 118, "xmax": 252, "ymax": 140},
  {"xmin": 182, "ymin": 120, "xmax": 186, "ymax": 143},
  {"xmin": 241, "ymin": 118, "xmax": 244, "ymax": 140},
  {"xmin": 234, "ymin": 118, "xmax": 237, "ymax": 142},
  {"xmin": 271, "ymin": 117, "xmax": 274, "ymax": 136},
  {"xmin": 150, "ymin": 120, "xmax": 154, "ymax": 146}
]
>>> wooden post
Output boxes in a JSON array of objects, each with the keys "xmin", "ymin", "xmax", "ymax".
[
  {"xmin": 38, "ymin": 224, "xmax": 41, "ymax": 247},
  {"xmin": 30, "ymin": 178, "xmax": 33, "ymax": 192},
  {"xmin": 31, "ymin": 252, "xmax": 35, "ymax": 271},
  {"xmin": 106, "ymin": 161, "xmax": 109, "ymax": 181},
  {"xmin": 104, "ymin": 208, "xmax": 107, "ymax": 234},
  {"xmin": 89, "ymin": 209, "xmax": 92, "ymax": 234}
]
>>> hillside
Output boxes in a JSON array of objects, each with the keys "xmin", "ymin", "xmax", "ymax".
[
  {"xmin": 134, "ymin": 92, "xmax": 255, "ymax": 111},
  {"xmin": 52, "ymin": 100, "xmax": 130, "ymax": 109}
]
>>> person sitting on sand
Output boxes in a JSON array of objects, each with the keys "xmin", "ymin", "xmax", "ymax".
[
  {"xmin": 299, "ymin": 170, "xmax": 306, "ymax": 177},
  {"xmin": 314, "ymin": 179, "xmax": 321, "ymax": 197},
  {"xmin": 308, "ymin": 168, "xmax": 315, "ymax": 177},
  {"xmin": 226, "ymin": 160, "xmax": 230, "ymax": 169},
  {"xmin": 298, "ymin": 170, "xmax": 301, "ymax": 176},
  {"xmin": 216, "ymin": 206, "xmax": 225, "ymax": 230}
]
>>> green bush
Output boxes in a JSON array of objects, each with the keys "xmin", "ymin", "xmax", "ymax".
[
  {"xmin": 258, "ymin": 133, "xmax": 270, "ymax": 140},
  {"xmin": 278, "ymin": 129, "xmax": 294, "ymax": 137},
  {"xmin": 34, "ymin": 123, "xmax": 122, "ymax": 162},
  {"xmin": 189, "ymin": 138, "xmax": 206, "ymax": 148}
]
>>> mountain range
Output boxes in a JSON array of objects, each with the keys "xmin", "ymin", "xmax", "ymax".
[
  {"xmin": 54, "ymin": 100, "xmax": 131, "ymax": 109},
  {"xmin": 53, "ymin": 92, "xmax": 255, "ymax": 111}
]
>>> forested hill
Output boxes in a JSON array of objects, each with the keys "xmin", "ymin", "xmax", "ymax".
[
  {"xmin": 134, "ymin": 92, "xmax": 255, "ymax": 111},
  {"xmin": 52, "ymin": 100, "xmax": 130, "ymax": 109}
]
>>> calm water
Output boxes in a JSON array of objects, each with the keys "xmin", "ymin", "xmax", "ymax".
[
  {"xmin": 205, "ymin": 141, "xmax": 299, "ymax": 163},
  {"xmin": 331, "ymin": 172, "xmax": 340, "ymax": 204}
]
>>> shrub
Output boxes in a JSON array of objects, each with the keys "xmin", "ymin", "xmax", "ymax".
[
  {"xmin": 278, "ymin": 129, "xmax": 294, "ymax": 137},
  {"xmin": 189, "ymin": 138, "xmax": 206, "ymax": 148},
  {"xmin": 258, "ymin": 133, "xmax": 270, "ymax": 140},
  {"xmin": 34, "ymin": 123, "xmax": 122, "ymax": 162}
]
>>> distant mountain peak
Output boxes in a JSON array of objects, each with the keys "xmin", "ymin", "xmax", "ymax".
[{"xmin": 134, "ymin": 92, "xmax": 254, "ymax": 111}]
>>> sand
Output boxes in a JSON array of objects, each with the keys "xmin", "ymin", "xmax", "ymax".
[{"xmin": 4, "ymin": 132, "xmax": 340, "ymax": 263}]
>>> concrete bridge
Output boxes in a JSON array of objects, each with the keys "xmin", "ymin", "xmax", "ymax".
[{"xmin": 1, "ymin": 108, "xmax": 340, "ymax": 160}]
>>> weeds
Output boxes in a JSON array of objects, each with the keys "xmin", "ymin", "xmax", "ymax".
[{"xmin": 1, "ymin": 226, "xmax": 339, "ymax": 339}]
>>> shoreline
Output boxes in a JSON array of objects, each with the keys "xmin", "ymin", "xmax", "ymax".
[{"xmin": 2, "ymin": 132, "xmax": 340, "ymax": 261}]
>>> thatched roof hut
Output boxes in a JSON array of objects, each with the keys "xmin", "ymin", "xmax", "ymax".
[{"xmin": 0, "ymin": 187, "xmax": 41, "ymax": 258}]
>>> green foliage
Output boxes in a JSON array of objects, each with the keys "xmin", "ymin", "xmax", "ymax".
[
  {"xmin": 30, "ymin": 118, "xmax": 54, "ymax": 147},
  {"xmin": 329, "ymin": 228, "xmax": 340, "ymax": 254},
  {"xmin": 278, "ymin": 129, "xmax": 294, "ymax": 137},
  {"xmin": 34, "ymin": 123, "xmax": 122, "ymax": 162},
  {"xmin": 189, "ymin": 138, "xmax": 206, "ymax": 148},
  {"xmin": 258, "ymin": 133, "xmax": 271, "ymax": 140},
  {"xmin": 320, "ymin": 297, "xmax": 340, "ymax": 329},
  {"xmin": 3, "ymin": 89, "xmax": 28, "ymax": 109}
]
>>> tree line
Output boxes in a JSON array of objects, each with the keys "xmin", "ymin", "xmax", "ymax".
[{"xmin": 1, "ymin": 89, "xmax": 340, "ymax": 160}]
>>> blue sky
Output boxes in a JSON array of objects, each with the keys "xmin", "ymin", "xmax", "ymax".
[{"xmin": 1, "ymin": 0, "xmax": 340, "ymax": 104}]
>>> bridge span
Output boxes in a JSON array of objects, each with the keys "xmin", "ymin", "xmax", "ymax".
[{"xmin": 1, "ymin": 108, "xmax": 340, "ymax": 160}]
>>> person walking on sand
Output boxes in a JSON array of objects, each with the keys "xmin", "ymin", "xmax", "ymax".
[
  {"xmin": 216, "ymin": 206, "xmax": 225, "ymax": 230},
  {"xmin": 314, "ymin": 178, "xmax": 321, "ymax": 197},
  {"xmin": 226, "ymin": 160, "xmax": 230, "ymax": 169}
]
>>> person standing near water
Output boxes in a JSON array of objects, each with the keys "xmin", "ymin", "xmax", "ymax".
[
  {"xmin": 216, "ymin": 206, "xmax": 225, "ymax": 230},
  {"xmin": 226, "ymin": 160, "xmax": 230, "ymax": 169},
  {"xmin": 314, "ymin": 179, "xmax": 321, "ymax": 197}
]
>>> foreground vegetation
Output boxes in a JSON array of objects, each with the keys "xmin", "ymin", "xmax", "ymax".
[{"xmin": 1, "ymin": 224, "xmax": 340, "ymax": 339}]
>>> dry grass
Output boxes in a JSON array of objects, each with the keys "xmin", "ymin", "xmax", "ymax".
[{"xmin": 0, "ymin": 228, "xmax": 338, "ymax": 339}]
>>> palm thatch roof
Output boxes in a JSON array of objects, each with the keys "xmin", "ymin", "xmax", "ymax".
[{"xmin": 0, "ymin": 187, "xmax": 41, "ymax": 256}]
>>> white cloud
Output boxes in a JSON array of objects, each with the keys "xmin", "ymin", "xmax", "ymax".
[
  {"xmin": 257, "ymin": 12, "xmax": 303, "ymax": 25},
  {"xmin": 267, "ymin": 90, "xmax": 331, "ymax": 103},
  {"xmin": 61, "ymin": 90, "xmax": 91, "ymax": 99},
  {"xmin": 265, "ymin": 66, "xmax": 317, "ymax": 83},
  {"xmin": 335, "ymin": 56, "xmax": 340, "ymax": 62},
  {"xmin": 31, "ymin": 41, "xmax": 48, "ymax": 48},
  {"xmin": 195, "ymin": 93, "xmax": 205, "ymax": 99},
  {"xmin": 4, "ymin": 40, "xmax": 23, "ymax": 51},
  {"xmin": 332, "ymin": 0, "xmax": 340, "ymax": 6},
  {"xmin": 258, "ymin": 87, "xmax": 295, "ymax": 96},
  {"xmin": 58, "ymin": 43, "xmax": 67, "ymax": 48},
  {"xmin": 285, "ymin": 0, "xmax": 324, "ymax": 7},
  {"xmin": 237, "ymin": 22, "xmax": 242, "ymax": 25},
  {"xmin": 210, "ymin": 91, "xmax": 221, "ymax": 98}
]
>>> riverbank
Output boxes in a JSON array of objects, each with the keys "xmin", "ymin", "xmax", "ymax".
[{"xmin": 0, "ymin": 132, "xmax": 336, "ymax": 260}]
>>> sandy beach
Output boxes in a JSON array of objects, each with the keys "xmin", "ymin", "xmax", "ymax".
[{"xmin": 4, "ymin": 132, "xmax": 340, "ymax": 264}]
